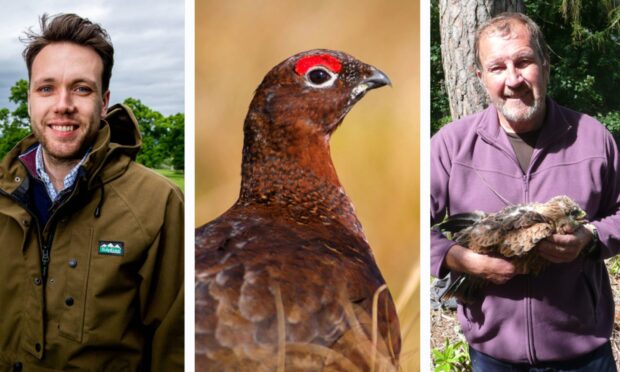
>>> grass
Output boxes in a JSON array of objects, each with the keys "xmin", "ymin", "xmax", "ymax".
[
  {"xmin": 246, "ymin": 284, "xmax": 400, "ymax": 371},
  {"xmin": 154, "ymin": 168, "xmax": 185, "ymax": 191},
  {"xmin": 607, "ymin": 256, "xmax": 620, "ymax": 276}
]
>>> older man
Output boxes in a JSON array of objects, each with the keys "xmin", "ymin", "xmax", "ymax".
[
  {"xmin": 431, "ymin": 12, "xmax": 620, "ymax": 370},
  {"xmin": 0, "ymin": 14, "xmax": 183, "ymax": 371}
]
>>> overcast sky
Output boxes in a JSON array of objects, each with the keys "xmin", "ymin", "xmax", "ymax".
[{"xmin": 0, "ymin": 1, "xmax": 184, "ymax": 116}]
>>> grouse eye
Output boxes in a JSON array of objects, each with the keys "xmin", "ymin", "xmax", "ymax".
[
  {"xmin": 308, "ymin": 68, "xmax": 330, "ymax": 84},
  {"xmin": 304, "ymin": 66, "xmax": 337, "ymax": 88}
]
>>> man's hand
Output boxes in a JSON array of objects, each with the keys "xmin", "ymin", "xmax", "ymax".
[
  {"xmin": 445, "ymin": 244, "xmax": 519, "ymax": 284},
  {"xmin": 537, "ymin": 225, "xmax": 593, "ymax": 263}
]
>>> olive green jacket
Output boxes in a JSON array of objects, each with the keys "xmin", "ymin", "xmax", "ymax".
[{"xmin": 0, "ymin": 104, "xmax": 184, "ymax": 371}]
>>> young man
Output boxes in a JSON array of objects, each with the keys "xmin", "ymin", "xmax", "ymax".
[
  {"xmin": 0, "ymin": 14, "xmax": 183, "ymax": 371},
  {"xmin": 431, "ymin": 13, "xmax": 620, "ymax": 371}
]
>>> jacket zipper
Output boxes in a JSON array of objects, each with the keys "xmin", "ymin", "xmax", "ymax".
[{"xmin": 41, "ymin": 227, "xmax": 56, "ymax": 280}]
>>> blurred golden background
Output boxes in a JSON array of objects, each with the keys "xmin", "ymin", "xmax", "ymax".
[{"xmin": 195, "ymin": 0, "xmax": 420, "ymax": 369}]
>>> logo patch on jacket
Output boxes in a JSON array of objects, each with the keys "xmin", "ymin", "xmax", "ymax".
[{"xmin": 98, "ymin": 241, "xmax": 125, "ymax": 256}]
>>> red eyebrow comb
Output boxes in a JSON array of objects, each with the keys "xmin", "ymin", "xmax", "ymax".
[{"xmin": 294, "ymin": 54, "xmax": 342, "ymax": 75}]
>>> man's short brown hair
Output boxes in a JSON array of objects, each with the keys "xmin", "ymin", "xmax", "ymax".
[
  {"xmin": 474, "ymin": 12, "xmax": 549, "ymax": 71},
  {"xmin": 22, "ymin": 13, "xmax": 114, "ymax": 93}
]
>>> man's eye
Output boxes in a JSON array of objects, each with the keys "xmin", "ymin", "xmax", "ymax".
[
  {"xmin": 38, "ymin": 86, "xmax": 53, "ymax": 94},
  {"xmin": 75, "ymin": 86, "xmax": 93, "ymax": 94},
  {"xmin": 515, "ymin": 59, "xmax": 532, "ymax": 69}
]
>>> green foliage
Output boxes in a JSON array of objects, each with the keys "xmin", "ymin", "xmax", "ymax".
[
  {"xmin": 9, "ymin": 79, "xmax": 29, "ymax": 124},
  {"xmin": 527, "ymin": 0, "xmax": 620, "ymax": 116},
  {"xmin": 606, "ymin": 255, "xmax": 620, "ymax": 276},
  {"xmin": 0, "ymin": 79, "xmax": 31, "ymax": 159},
  {"xmin": 432, "ymin": 339, "xmax": 471, "ymax": 372},
  {"xmin": 161, "ymin": 113, "xmax": 185, "ymax": 171},
  {"xmin": 597, "ymin": 111, "xmax": 620, "ymax": 142},
  {"xmin": 123, "ymin": 98, "xmax": 185, "ymax": 170}
]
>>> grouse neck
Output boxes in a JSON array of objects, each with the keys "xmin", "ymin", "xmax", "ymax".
[{"xmin": 239, "ymin": 114, "xmax": 365, "ymax": 239}]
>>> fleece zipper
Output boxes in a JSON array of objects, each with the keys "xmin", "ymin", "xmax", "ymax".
[
  {"xmin": 479, "ymin": 130, "xmax": 543, "ymax": 363},
  {"xmin": 521, "ymin": 172, "xmax": 537, "ymax": 364}
]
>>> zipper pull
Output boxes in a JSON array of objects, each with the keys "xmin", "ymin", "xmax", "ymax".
[{"xmin": 42, "ymin": 246, "xmax": 50, "ymax": 279}]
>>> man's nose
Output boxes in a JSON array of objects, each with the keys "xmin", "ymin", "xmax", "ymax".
[
  {"xmin": 505, "ymin": 65, "xmax": 524, "ymax": 88},
  {"xmin": 54, "ymin": 90, "xmax": 76, "ymax": 114}
]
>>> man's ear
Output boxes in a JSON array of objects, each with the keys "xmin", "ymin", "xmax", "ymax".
[{"xmin": 101, "ymin": 90, "xmax": 110, "ymax": 117}]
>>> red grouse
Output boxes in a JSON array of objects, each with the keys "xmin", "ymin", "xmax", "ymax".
[{"xmin": 195, "ymin": 50, "xmax": 400, "ymax": 370}]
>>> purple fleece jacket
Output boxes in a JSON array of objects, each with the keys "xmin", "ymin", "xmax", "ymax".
[{"xmin": 431, "ymin": 98, "xmax": 620, "ymax": 364}]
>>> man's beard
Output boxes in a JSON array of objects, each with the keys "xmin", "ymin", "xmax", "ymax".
[
  {"xmin": 33, "ymin": 123, "xmax": 99, "ymax": 165},
  {"xmin": 497, "ymin": 94, "xmax": 546, "ymax": 127}
]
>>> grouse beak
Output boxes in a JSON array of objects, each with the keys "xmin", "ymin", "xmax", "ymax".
[
  {"xmin": 363, "ymin": 67, "xmax": 392, "ymax": 89},
  {"xmin": 350, "ymin": 67, "xmax": 391, "ymax": 102}
]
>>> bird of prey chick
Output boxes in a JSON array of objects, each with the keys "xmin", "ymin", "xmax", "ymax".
[
  {"xmin": 436, "ymin": 195, "xmax": 588, "ymax": 304},
  {"xmin": 195, "ymin": 50, "xmax": 400, "ymax": 371}
]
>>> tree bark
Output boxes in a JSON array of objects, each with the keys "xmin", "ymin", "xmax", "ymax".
[{"xmin": 439, "ymin": 0, "xmax": 524, "ymax": 119}]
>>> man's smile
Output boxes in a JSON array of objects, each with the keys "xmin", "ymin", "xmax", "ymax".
[{"xmin": 46, "ymin": 120, "xmax": 80, "ymax": 136}]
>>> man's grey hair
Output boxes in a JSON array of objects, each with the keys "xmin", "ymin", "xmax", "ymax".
[{"xmin": 474, "ymin": 12, "xmax": 549, "ymax": 71}]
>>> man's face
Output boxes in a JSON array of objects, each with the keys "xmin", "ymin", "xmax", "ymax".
[
  {"xmin": 477, "ymin": 22, "xmax": 548, "ymax": 133},
  {"xmin": 28, "ymin": 42, "xmax": 109, "ymax": 163}
]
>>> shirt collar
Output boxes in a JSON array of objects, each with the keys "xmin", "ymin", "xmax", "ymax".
[{"xmin": 35, "ymin": 145, "xmax": 90, "ymax": 202}]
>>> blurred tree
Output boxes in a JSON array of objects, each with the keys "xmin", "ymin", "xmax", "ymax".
[
  {"xmin": 10, "ymin": 79, "xmax": 29, "ymax": 125},
  {"xmin": 161, "ymin": 113, "xmax": 185, "ymax": 171},
  {"xmin": 0, "ymin": 79, "xmax": 31, "ymax": 159}
]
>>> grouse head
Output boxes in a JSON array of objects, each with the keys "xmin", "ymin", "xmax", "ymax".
[
  {"xmin": 248, "ymin": 49, "xmax": 390, "ymax": 136},
  {"xmin": 238, "ymin": 50, "xmax": 390, "ymax": 235}
]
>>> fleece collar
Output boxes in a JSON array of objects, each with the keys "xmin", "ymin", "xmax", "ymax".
[{"xmin": 475, "ymin": 97, "xmax": 573, "ymax": 155}]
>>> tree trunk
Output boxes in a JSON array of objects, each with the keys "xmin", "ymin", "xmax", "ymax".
[{"xmin": 439, "ymin": 0, "xmax": 524, "ymax": 119}]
